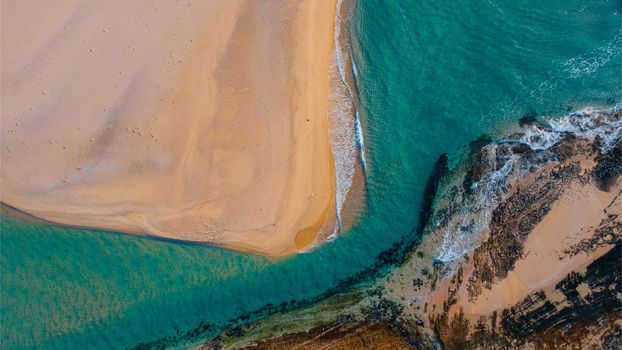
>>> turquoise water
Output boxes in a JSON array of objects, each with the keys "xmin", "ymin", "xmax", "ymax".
[{"xmin": 1, "ymin": 1, "xmax": 620, "ymax": 349}]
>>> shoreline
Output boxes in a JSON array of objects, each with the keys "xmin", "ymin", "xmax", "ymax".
[
  {"xmin": 188, "ymin": 106, "xmax": 622, "ymax": 349},
  {"xmin": 0, "ymin": 0, "xmax": 352, "ymax": 257},
  {"xmin": 327, "ymin": 0, "xmax": 367, "ymax": 239},
  {"xmin": 383, "ymin": 106, "xmax": 622, "ymax": 348}
]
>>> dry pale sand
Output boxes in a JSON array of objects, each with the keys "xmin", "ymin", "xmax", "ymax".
[
  {"xmin": 381, "ymin": 154, "xmax": 621, "ymax": 324},
  {"xmin": 459, "ymin": 179, "xmax": 622, "ymax": 316},
  {"xmin": 1, "ymin": 0, "xmax": 340, "ymax": 256}
]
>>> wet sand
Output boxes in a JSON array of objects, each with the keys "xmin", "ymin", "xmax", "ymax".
[{"xmin": 1, "ymin": 0, "xmax": 340, "ymax": 256}]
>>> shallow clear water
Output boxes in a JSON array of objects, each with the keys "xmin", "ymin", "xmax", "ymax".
[{"xmin": 1, "ymin": 1, "xmax": 620, "ymax": 348}]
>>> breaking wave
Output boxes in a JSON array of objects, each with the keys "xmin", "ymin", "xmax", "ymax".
[
  {"xmin": 327, "ymin": 0, "xmax": 366, "ymax": 238},
  {"xmin": 562, "ymin": 33, "xmax": 621, "ymax": 78},
  {"xmin": 434, "ymin": 104, "xmax": 621, "ymax": 262}
]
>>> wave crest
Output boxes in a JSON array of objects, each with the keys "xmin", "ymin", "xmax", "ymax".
[
  {"xmin": 327, "ymin": 0, "xmax": 366, "ymax": 237},
  {"xmin": 435, "ymin": 105, "xmax": 621, "ymax": 262}
]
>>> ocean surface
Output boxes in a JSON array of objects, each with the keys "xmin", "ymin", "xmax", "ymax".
[{"xmin": 1, "ymin": 1, "xmax": 620, "ymax": 349}]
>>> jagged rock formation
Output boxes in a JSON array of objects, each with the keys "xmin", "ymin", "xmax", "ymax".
[
  {"xmin": 467, "ymin": 162, "xmax": 580, "ymax": 299},
  {"xmin": 135, "ymin": 109, "xmax": 621, "ymax": 350}
]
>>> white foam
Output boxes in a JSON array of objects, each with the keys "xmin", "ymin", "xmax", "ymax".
[
  {"xmin": 436, "ymin": 146, "xmax": 518, "ymax": 262},
  {"xmin": 327, "ymin": 69, "xmax": 357, "ymax": 238},
  {"xmin": 435, "ymin": 105, "xmax": 621, "ymax": 262},
  {"xmin": 562, "ymin": 34, "xmax": 621, "ymax": 78},
  {"xmin": 355, "ymin": 111, "xmax": 367, "ymax": 170},
  {"xmin": 325, "ymin": 0, "xmax": 367, "ymax": 239},
  {"xmin": 521, "ymin": 105, "xmax": 622, "ymax": 152}
]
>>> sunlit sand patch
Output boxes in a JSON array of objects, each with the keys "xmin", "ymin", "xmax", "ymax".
[{"xmin": 0, "ymin": 0, "xmax": 359, "ymax": 256}]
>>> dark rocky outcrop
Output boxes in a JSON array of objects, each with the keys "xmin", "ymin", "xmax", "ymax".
[
  {"xmin": 427, "ymin": 242, "xmax": 622, "ymax": 350},
  {"xmin": 462, "ymin": 135, "xmax": 493, "ymax": 192},
  {"xmin": 593, "ymin": 142, "xmax": 622, "ymax": 191},
  {"xmin": 518, "ymin": 112, "xmax": 538, "ymax": 128},
  {"xmin": 131, "ymin": 109, "xmax": 621, "ymax": 350},
  {"xmin": 563, "ymin": 207, "xmax": 621, "ymax": 257},
  {"xmin": 500, "ymin": 242, "xmax": 622, "ymax": 348},
  {"xmin": 467, "ymin": 163, "xmax": 580, "ymax": 300}
]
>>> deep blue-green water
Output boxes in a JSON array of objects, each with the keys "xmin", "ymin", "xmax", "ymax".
[{"xmin": 1, "ymin": 1, "xmax": 620, "ymax": 349}]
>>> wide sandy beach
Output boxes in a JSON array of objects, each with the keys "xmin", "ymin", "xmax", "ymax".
[{"xmin": 1, "ymin": 0, "xmax": 340, "ymax": 256}]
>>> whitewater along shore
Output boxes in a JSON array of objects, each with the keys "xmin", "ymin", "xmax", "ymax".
[
  {"xmin": 1, "ymin": 0, "xmax": 349, "ymax": 256},
  {"xmin": 180, "ymin": 107, "xmax": 621, "ymax": 350}
]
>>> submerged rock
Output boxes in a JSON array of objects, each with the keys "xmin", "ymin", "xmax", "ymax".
[{"xmin": 141, "ymin": 108, "xmax": 622, "ymax": 350}]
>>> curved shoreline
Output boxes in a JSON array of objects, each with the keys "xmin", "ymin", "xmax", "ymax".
[
  {"xmin": 1, "ymin": 0, "xmax": 345, "ymax": 257},
  {"xmin": 326, "ymin": 0, "xmax": 367, "ymax": 239},
  {"xmin": 181, "ymin": 105, "xmax": 622, "ymax": 349}
]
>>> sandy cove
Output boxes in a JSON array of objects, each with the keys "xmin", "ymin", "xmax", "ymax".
[
  {"xmin": 1, "ymin": 0, "xmax": 339, "ymax": 256},
  {"xmin": 454, "ymin": 179, "xmax": 621, "ymax": 316},
  {"xmin": 179, "ymin": 111, "xmax": 622, "ymax": 349},
  {"xmin": 374, "ymin": 121, "xmax": 622, "ymax": 348},
  {"xmin": 387, "ymin": 150, "xmax": 622, "ymax": 313}
]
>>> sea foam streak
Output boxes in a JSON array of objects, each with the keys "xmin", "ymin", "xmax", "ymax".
[
  {"xmin": 327, "ymin": 0, "xmax": 365, "ymax": 238},
  {"xmin": 435, "ymin": 105, "xmax": 621, "ymax": 262},
  {"xmin": 521, "ymin": 106, "xmax": 622, "ymax": 152},
  {"xmin": 562, "ymin": 33, "xmax": 621, "ymax": 79}
]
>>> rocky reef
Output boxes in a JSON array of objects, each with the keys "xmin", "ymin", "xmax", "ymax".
[
  {"xmin": 135, "ymin": 108, "xmax": 621, "ymax": 350},
  {"xmin": 402, "ymin": 107, "xmax": 621, "ymax": 350}
]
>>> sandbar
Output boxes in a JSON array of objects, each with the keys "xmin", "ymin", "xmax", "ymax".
[{"xmin": 1, "ymin": 0, "xmax": 340, "ymax": 256}]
